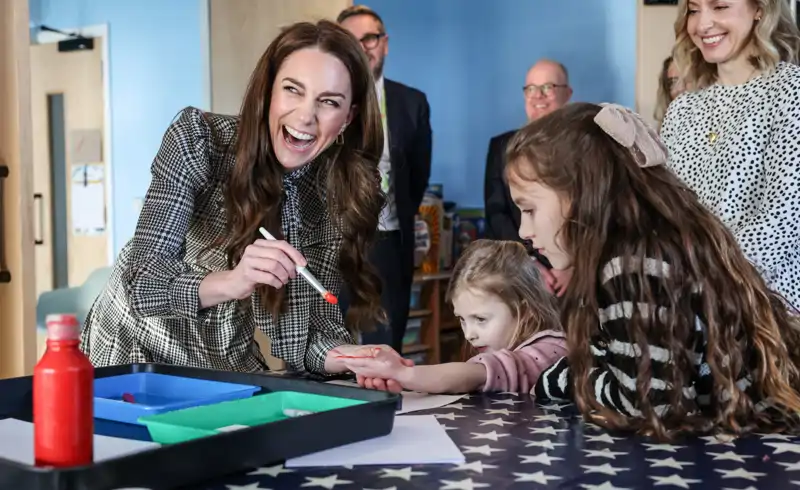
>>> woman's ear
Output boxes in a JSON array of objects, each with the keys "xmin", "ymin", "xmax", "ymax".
[{"xmin": 346, "ymin": 104, "xmax": 357, "ymax": 126}]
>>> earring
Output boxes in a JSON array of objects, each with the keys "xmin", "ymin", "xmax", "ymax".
[{"xmin": 336, "ymin": 124, "xmax": 346, "ymax": 145}]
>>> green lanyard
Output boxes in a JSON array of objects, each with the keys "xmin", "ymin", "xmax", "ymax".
[{"xmin": 378, "ymin": 83, "xmax": 390, "ymax": 193}]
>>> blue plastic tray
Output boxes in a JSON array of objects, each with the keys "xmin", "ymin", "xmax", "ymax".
[{"xmin": 93, "ymin": 372, "xmax": 260, "ymax": 425}]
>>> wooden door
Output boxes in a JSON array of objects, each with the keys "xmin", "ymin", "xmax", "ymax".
[
  {"xmin": 0, "ymin": 0, "xmax": 37, "ymax": 379},
  {"xmin": 30, "ymin": 40, "xmax": 107, "ymax": 299},
  {"xmin": 210, "ymin": 0, "xmax": 353, "ymax": 115}
]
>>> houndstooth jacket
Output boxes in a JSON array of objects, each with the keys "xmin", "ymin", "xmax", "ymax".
[{"xmin": 79, "ymin": 107, "xmax": 354, "ymax": 374}]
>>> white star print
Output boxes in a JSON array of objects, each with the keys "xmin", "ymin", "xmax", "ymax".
[
  {"xmin": 646, "ymin": 457, "xmax": 694, "ymax": 469},
  {"xmin": 642, "ymin": 443, "xmax": 682, "ymax": 452},
  {"xmin": 708, "ymin": 451, "xmax": 753, "ymax": 463},
  {"xmin": 583, "ymin": 448, "xmax": 626, "ymax": 459},
  {"xmin": 443, "ymin": 403, "xmax": 468, "ymax": 410},
  {"xmin": 701, "ymin": 434, "xmax": 737, "ymax": 447},
  {"xmin": 579, "ymin": 482, "xmax": 631, "ymax": 490},
  {"xmin": 497, "ymin": 391, "xmax": 520, "ymax": 396},
  {"xmin": 478, "ymin": 417, "xmax": 514, "ymax": 427},
  {"xmin": 532, "ymin": 413, "xmax": 561, "ymax": 423},
  {"xmin": 650, "ymin": 474, "xmax": 702, "ymax": 488},
  {"xmin": 585, "ymin": 434, "xmax": 624, "ymax": 444},
  {"xmin": 450, "ymin": 460, "xmax": 498, "ymax": 474},
  {"xmin": 379, "ymin": 467, "xmax": 427, "ymax": 481},
  {"xmin": 529, "ymin": 425, "xmax": 568, "ymax": 435},
  {"xmin": 301, "ymin": 474, "xmax": 352, "ymax": 489},
  {"xmin": 435, "ymin": 412, "xmax": 466, "ymax": 420},
  {"xmin": 758, "ymin": 433, "xmax": 794, "ymax": 441},
  {"xmin": 247, "ymin": 465, "xmax": 294, "ymax": 477},
  {"xmin": 490, "ymin": 398, "xmax": 524, "ymax": 405},
  {"xmin": 765, "ymin": 442, "xmax": 800, "ymax": 454},
  {"xmin": 226, "ymin": 484, "xmax": 268, "ymax": 490},
  {"xmin": 461, "ymin": 444, "xmax": 504, "ymax": 456},
  {"xmin": 581, "ymin": 463, "xmax": 629, "ymax": 476},
  {"xmin": 512, "ymin": 471, "xmax": 561, "ymax": 484},
  {"xmin": 522, "ymin": 439, "xmax": 566, "ymax": 450},
  {"xmin": 470, "ymin": 430, "xmax": 509, "ymax": 442},
  {"xmin": 439, "ymin": 477, "xmax": 489, "ymax": 490},
  {"xmin": 519, "ymin": 452, "xmax": 564, "ymax": 465},
  {"xmin": 441, "ymin": 424, "xmax": 457, "ymax": 431},
  {"xmin": 778, "ymin": 461, "xmax": 800, "ymax": 471},
  {"xmin": 583, "ymin": 422, "xmax": 605, "ymax": 431},
  {"xmin": 714, "ymin": 468, "xmax": 766, "ymax": 481},
  {"xmin": 538, "ymin": 402, "xmax": 571, "ymax": 411},
  {"xmin": 721, "ymin": 487, "xmax": 758, "ymax": 490},
  {"xmin": 484, "ymin": 408, "xmax": 519, "ymax": 416}
]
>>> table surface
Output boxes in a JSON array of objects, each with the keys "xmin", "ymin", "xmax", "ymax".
[{"xmin": 194, "ymin": 391, "xmax": 800, "ymax": 490}]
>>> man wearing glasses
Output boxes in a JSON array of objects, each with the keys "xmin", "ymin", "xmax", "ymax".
[
  {"xmin": 338, "ymin": 5, "xmax": 433, "ymax": 352},
  {"xmin": 484, "ymin": 59, "xmax": 572, "ymax": 295}
]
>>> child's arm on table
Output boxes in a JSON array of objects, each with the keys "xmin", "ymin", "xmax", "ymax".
[{"xmin": 342, "ymin": 350, "xmax": 487, "ymax": 394}]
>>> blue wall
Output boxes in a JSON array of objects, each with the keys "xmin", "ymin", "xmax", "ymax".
[
  {"xmin": 28, "ymin": 0, "xmax": 637, "ymax": 253},
  {"xmin": 365, "ymin": 0, "xmax": 638, "ymax": 208},
  {"xmin": 29, "ymin": 0, "xmax": 207, "ymax": 256}
]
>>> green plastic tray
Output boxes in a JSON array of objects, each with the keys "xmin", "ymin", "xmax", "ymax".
[{"xmin": 138, "ymin": 391, "xmax": 366, "ymax": 444}]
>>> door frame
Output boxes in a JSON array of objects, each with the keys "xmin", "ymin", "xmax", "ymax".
[{"xmin": 33, "ymin": 24, "xmax": 115, "ymax": 265}]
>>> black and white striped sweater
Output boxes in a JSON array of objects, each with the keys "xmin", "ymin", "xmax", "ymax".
[{"xmin": 534, "ymin": 256, "xmax": 759, "ymax": 418}]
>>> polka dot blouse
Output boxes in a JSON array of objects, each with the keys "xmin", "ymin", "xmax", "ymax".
[{"xmin": 661, "ymin": 61, "xmax": 800, "ymax": 309}]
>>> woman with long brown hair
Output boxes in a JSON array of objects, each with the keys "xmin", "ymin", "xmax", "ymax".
[
  {"xmin": 79, "ymin": 20, "xmax": 397, "ymax": 375},
  {"xmin": 508, "ymin": 102, "xmax": 800, "ymax": 440}
]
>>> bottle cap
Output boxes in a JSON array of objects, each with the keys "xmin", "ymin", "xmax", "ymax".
[{"xmin": 45, "ymin": 314, "xmax": 80, "ymax": 341}]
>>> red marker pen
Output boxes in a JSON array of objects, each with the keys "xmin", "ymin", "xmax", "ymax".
[{"xmin": 258, "ymin": 227, "xmax": 338, "ymax": 305}]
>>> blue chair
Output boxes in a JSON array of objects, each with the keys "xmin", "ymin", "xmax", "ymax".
[{"xmin": 36, "ymin": 267, "xmax": 112, "ymax": 350}]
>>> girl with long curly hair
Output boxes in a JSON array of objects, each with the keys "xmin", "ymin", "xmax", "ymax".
[
  {"xmin": 80, "ymin": 20, "xmax": 396, "ymax": 375},
  {"xmin": 509, "ymin": 102, "xmax": 800, "ymax": 440}
]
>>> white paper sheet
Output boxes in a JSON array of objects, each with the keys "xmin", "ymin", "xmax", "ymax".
[
  {"xmin": 325, "ymin": 379, "xmax": 467, "ymax": 414},
  {"xmin": 70, "ymin": 164, "xmax": 106, "ymax": 235},
  {"xmin": 285, "ymin": 415, "xmax": 464, "ymax": 467},
  {"xmin": 0, "ymin": 418, "xmax": 160, "ymax": 466}
]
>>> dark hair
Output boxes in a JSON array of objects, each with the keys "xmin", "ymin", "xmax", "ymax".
[
  {"xmin": 506, "ymin": 102, "xmax": 800, "ymax": 439},
  {"xmin": 224, "ymin": 20, "xmax": 385, "ymax": 332},
  {"xmin": 446, "ymin": 240, "xmax": 561, "ymax": 355},
  {"xmin": 337, "ymin": 5, "xmax": 386, "ymax": 32}
]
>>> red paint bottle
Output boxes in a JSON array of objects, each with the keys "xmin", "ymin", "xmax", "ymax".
[{"xmin": 33, "ymin": 314, "xmax": 94, "ymax": 467}]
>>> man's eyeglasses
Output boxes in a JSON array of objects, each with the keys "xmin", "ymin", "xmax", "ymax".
[
  {"xmin": 523, "ymin": 83, "xmax": 568, "ymax": 98},
  {"xmin": 359, "ymin": 32, "xmax": 386, "ymax": 49}
]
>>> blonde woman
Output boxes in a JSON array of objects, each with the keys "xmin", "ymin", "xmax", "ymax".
[{"xmin": 661, "ymin": 0, "xmax": 800, "ymax": 309}]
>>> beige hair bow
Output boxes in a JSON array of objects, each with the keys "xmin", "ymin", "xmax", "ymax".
[{"xmin": 593, "ymin": 103, "xmax": 667, "ymax": 168}]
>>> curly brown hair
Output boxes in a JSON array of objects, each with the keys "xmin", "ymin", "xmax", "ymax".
[
  {"xmin": 223, "ymin": 20, "xmax": 385, "ymax": 332},
  {"xmin": 506, "ymin": 102, "xmax": 800, "ymax": 439}
]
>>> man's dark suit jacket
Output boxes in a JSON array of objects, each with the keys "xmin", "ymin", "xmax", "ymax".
[
  {"xmin": 483, "ymin": 129, "xmax": 551, "ymax": 267},
  {"xmin": 385, "ymin": 78, "xmax": 432, "ymax": 270}
]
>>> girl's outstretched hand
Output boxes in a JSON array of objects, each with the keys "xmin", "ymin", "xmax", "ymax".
[{"xmin": 341, "ymin": 348, "xmax": 413, "ymax": 393}]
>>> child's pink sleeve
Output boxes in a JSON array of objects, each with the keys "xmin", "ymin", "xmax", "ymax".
[{"xmin": 466, "ymin": 332, "xmax": 568, "ymax": 393}]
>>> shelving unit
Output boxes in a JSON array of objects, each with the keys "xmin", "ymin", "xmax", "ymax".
[{"xmin": 401, "ymin": 270, "xmax": 464, "ymax": 365}]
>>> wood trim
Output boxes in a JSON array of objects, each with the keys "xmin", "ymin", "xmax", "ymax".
[{"xmin": 0, "ymin": 0, "xmax": 37, "ymax": 378}]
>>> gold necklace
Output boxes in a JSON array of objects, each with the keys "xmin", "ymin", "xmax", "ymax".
[{"xmin": 707, "ymin": 67, "xmax": 759, "ymax": 146}]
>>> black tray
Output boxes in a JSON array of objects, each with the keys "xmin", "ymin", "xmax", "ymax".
[{"xmin": 0, "ymin": 363, "xmax": 399, "ymax": 490}]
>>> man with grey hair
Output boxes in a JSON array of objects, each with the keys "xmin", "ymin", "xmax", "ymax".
[{"xmin": 484, "ymin": 59, "xmax": 572, "ymax": 294}]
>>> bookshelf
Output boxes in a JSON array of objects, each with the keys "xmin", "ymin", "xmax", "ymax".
[{"xmin": 401, "ymin": 270, "xmax": 464, "ymax": 365}]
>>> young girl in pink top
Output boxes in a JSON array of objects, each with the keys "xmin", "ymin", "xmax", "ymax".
[{"xmin": 340, "ymin": 239, "xmax": 566, "ymax": 394}]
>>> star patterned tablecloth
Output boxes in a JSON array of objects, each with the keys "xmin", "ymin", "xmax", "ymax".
[{"xmin": 195, "ymin": 391, "xmax": 800, "ymax": 489}]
